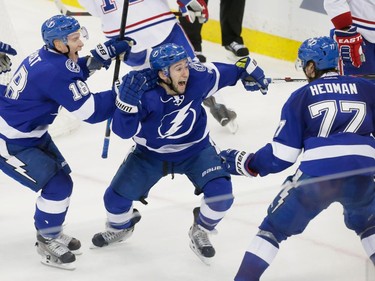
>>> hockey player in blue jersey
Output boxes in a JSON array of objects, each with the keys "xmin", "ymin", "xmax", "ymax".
[
  {"xmin": 0, "ymin": 15, "xmax": 133, "ymax": 270},
  {"xmin": 91, "ymin": 43, "xmax": 269, "ymax": 264},
  {"xmin": 0, "ymin": 41, "xmax": 17, "ymax": 75},
  {"xmin": 220, "ymin": 36, "xmax": 375, "ymax": 280}
]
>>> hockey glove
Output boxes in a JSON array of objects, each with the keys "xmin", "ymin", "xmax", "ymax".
[
  {"xmin": 219, "ymin": 149, "xmax": 258, "ymax": 177},
  {"xmin": 90, "ymin": 37, "xmax": 135, "ymax": 69},
  {"xmin": 242, "ymin": 77, "xmax": 272, "ymax": 94},
  {"xmin": 138, "ymin": 68, "xmax": 159, "ymax": 91},
  {"xmin": 0, "ymin": 42, "xmax": 17, "ymax": 74},
  {"xmin": 334, "ymin": 26, "xmax": 365, "ymax": 68},
  {"xmin": 177, "ymin": 0, "xmax": 208, "ymax": 24},
  {"xmin": 0, "ymin": 42, "xmax": 17, "ymax": 56},
  {"xmin": 116, "ymin": 71, "xmax": 148, "ymax": 113},
  {"xmin": 85, "ymin": 56, "xmax": 103, "ymax": 76},
  {"xmin": 0, "ymin": 54, "xmax": 12, "ymax": 74},
  {"xmin": 236, "ymin": 57, "xmax": 269, "ymax": 95}
]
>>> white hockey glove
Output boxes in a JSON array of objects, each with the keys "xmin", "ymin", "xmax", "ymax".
[
  {"xmin": 0, "ymin": 41, "xmax": 17, "ymax": 74},
  {"xmin": 220, "ymin": 149, "xmax": 258, "ymax": 177},
  {"xmin": 177, "ymin": 0, "xmax": 209, "ymax": 24},
  {"xmin": 0, "ymin": 54, "xmax": 12, "ymax": 74}
]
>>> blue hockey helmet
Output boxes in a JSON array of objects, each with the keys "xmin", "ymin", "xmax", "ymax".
[
  {"xmin": 297, "ymin": 36, "xmax": 339, "ymax": 71},
  {"xmin": 150, "ymin": 43, "xmax": 188, "ymax": 76},
  {"xmin": 41, "ymin": 15, "xmax": 83, "ymax": 48}
]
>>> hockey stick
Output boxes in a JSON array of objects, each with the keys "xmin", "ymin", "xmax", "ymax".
[
  {"xmin": 54, "ymin": 0, "xmax": 91, "ymax": 16},
  {"xmin": 270, "ymin": 77, "xmax": 307, "ymax": 83},
  {"xmin": 245, "ymin": 76, "xmax": 307, "ymax": 83},
  {"xmin": 101, "ymin": 0, "xmax": 130, "ymax": 159},
  {"xmin": 272, "ymin": 74, "xmax": 375, "ymax": 83},
  {"xmin": 246, "ymin": 74, "xmax": 375, "ymax": 84}
]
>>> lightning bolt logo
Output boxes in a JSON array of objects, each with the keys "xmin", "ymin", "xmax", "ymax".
[
  {"xmin": 158, "ymin": 101, "xmax": 195, "ymax": 139},
  {"xmin": 6, "ymin": 157, "xmax": 36, "ymax": 183},
  {"xmin": 271, "ymin": 183, "xmax": 294, "ymax": 213}
]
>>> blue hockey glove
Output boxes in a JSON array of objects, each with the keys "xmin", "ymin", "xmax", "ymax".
[
  {"xmin": 334, "ymin": 26, "xmax": 365, "ymax": 68},
  {"xmin": 0, "ymin": 42, "xmax": 17, "ymax": 56},
  {"xmin": 242, "ymin": 77, "xmax": 272, "ymax": 94},
  {"xmin": 91, "ymin": 37, "xmax": 135, "ymax": 69},
  {"xmin": 236, "ymin": 57, "xmax": 269, "ymax": 95},
  {"xmin": 177, "ymin": 0, "xmax": 208, "ymax": 24},
  {"xmin": 138, "ymin": 68, "xmax": 158, "ymax": 90},
  {"xmin": 115, "ymin": 71, "xmax": 148, "ymax": 113},
  {"xmin": 219, "ymin": 149, "xmax": 257, "ymax": 177}
]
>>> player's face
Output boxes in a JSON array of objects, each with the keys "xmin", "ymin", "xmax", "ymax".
[
  {"xmin": 169, "ymin": 59, "xmax": 189, "ymax": 94},
  {"xmin": 66, "ymin": 31, "xmax": 85, "ymax": 62}
]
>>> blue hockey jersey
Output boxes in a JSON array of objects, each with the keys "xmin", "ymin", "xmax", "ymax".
[
  {"xmin": 250, "ymin": 72, "xmax": 375, "ymax": 177},
  {"xmin": 112, "ymin": 61, "xmax": 245, "ymax": 162},
  {"xmin": 0, "ymin": 47, "xmax": 116, "ymax": 147}
]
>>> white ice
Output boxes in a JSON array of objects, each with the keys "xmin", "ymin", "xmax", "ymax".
[{"xmin": 0, "ymin": 0, "xmax": 371, "ymax": 280}]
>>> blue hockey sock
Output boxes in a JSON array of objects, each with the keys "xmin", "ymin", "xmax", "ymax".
[
  {"xmin": 234, "ymin": 234, "xmax": 279, "ymax": 281},
  {"xmin": 234, "ymin": 251, "xmax": 269, "ymax": 281}
]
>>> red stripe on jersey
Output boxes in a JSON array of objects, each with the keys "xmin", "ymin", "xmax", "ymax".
[
  {"xmin": 103, "ymin": 11, "xmax": 174, "ymax": 36},
  {"xmin": 352, "ymin": 16, "xmax": 375, "ymax": 25}
]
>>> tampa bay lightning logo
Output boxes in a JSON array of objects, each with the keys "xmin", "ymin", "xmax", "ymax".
[
  {"xmin": 190, "ymin": 61, "xmax": 206, "ymax": 72},
  {"xmin": 65, "ymin": 59, "xmax": 80, "ymax": 73},
  {"xmin": 158, "ymin": 101, "xmax": 196, "ymax": 139}
]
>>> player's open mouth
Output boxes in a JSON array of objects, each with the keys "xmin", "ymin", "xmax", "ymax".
[{"xmin": 178, "ymin": 81, "xmax": 186, "ymax": 86}]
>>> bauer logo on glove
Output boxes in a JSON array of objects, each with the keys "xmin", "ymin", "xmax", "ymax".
[
  {"xmin": 96, "ymin": 44, "xmax": 108, "ymax": 56},
  {"xmin": 90, "ymin": 37, "xmax": 135, "ymax": 69}
]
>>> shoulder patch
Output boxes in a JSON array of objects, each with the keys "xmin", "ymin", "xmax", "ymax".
[
  {"xmin": 65, "ymin": 59, "xmax": 81, "ymax": 73},
  {"xmin": 189, "ymin": 61, "xmax": 206, "ymax": 72}
]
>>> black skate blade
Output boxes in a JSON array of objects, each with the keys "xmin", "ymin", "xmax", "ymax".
[
  {"xmin": 89, "ymin": 238, "xmax": 128, "ymax": 250},
  {"xmin": 189, "ymin": 242, "xmax": 212, "ymax": 266}
]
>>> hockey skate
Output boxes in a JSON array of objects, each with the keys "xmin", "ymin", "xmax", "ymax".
[
  {"xmin": 188, "ymin": 207, "xmax": 216, "ymax": 265},
  {"xmin": 36, "ymin": 234, "xmax": 79, "ymax": 270},
  {"xmin": 91, "ymin": 208, "xmax": 141, "ymax": 248},
  {"xmin": 203, "ymin": 96, "xmax": 238, "ymax": 134},
  {"xmin": 54, "ymin": 233, "xmax": 82, "ymax": 255}
]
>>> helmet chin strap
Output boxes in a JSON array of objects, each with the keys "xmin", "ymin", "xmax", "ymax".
[
  {"xmin": 160, "ymin": 77, "xmax": 179, "ymax": 95},
  {"xmin": 51, "ymin": 42, "xmax": 70, "ymax": 57},
  {"xmin": 60, "ymin": 44, "xmax": 70, "ymax": 57}
]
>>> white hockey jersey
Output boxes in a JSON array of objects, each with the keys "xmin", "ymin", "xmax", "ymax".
[
  {"xmin": 78, "ymin": 0, "xmax": 177, "ymax": 53},
  {"xmin": 324, "ymin": 0, "xmax": 375, "ymax": 43}
]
